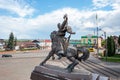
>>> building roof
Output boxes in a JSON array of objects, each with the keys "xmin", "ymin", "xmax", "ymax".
[
  {"xmin": 44, "ymin": 39, "xmax": 51, "ymax": 42},
  {"xmin": 81, "ymin": 36, "xmax": 98, "ymax": 38},
  {"xmin": 32, "ymin": 40, "xmax": 40, "ymax": 43}
]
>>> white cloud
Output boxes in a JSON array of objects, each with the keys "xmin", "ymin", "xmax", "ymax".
[
  {"xmin": 83, "ymin": 22, "xmax": 95, "ymax": 28},
  {"xmin": 92, "ymin": 0, "xmax": 120, "ymax": 11},
  {"xmin": 0, "ymin": 0, "xmax": 35, "ymax": 17},
  {"xmin": 92, "ymin": 0, "xmax": 113, "ymax": 8},
  {"xmin": 111, "ymin": 0, "xmax": 120, "ymax": 10},
  {"xmin": 0, "ymin": 4, "xmax": 120, "ymax": 39}
]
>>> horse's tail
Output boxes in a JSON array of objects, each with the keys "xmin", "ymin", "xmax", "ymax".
[{"xmin": 76, "ymin": 47, "xmax": 90, "ymax": 62}]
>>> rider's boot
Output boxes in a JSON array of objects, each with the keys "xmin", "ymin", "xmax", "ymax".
[{"xmin": 58, "ymin": 54, "xmax": 62, "ymax": 60}]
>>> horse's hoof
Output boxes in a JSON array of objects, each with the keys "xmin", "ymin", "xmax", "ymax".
[
  {"xmin": 52, "ymin": 57, "xmax": 55, "ymax": 60},
  {"xmin": 67, "ymin": 68, "xmax": 72, "ymax": 73},
  {"xmin": 58, "ymin": 56, "xmax": 62, "ymax": 60}
]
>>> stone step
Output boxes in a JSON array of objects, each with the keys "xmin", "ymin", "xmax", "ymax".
[{"xmin": 92, "ymin": 73, "xmax": 109, "ymax": 80}]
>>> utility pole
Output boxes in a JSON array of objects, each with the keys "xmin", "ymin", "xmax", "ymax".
[
  {"xmin": 97, "ymin": 27, "xmax": 99, "ymax": 55},
  {"xmin": 104, "ymin": 31, "xmax": 107, "ymax": 61},
  {"xmin": 96, "ymin": 13, "xmax": 99, "ymax": 56}
]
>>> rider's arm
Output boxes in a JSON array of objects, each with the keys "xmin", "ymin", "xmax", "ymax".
[
  {"xmin": 60, "ymin": 14, "xmax": 68, "ymax": 30},
  {"xmin": 67, "ymin": 26, "xmax": 76, "ymax": 34}
]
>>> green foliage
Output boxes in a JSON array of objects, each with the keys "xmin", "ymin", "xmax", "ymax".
[
  {"xmin": 20, "ymin": 48, "xmax": 38, "ymax": 51},
  {"xmin": 101, "ymin": 40, "xmax": 106, "ymax": 47},
  {"xmin": 107, "ymin": 36, "xmax": 116, "ymax": 57},
  {"xmin": 102, "ymin": 54, "xmax": 120, "ymax": 62},
  {"xmin": 6, "ymin": 32, "xmax": 15, "ymax": 50}
]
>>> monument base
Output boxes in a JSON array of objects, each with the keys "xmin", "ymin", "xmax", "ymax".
[{"xmin": 30, "ymin": 64, "xmax": 92, "ymax": 80}]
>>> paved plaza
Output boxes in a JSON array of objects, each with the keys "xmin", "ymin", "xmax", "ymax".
[
  {"xmin": 0, "ymin": 49, "xmax": 67, "ymax": 80},
  {"xmin": 0, "ymin": 50, "xmax": 48, "ymax": 80},
  {"xmin": 0, "ymin": 57, "xmax": 42, "ymax": 80},
  {"xmin": 0, "ymin": 49, "xmax": 120, "ymax": 80}
]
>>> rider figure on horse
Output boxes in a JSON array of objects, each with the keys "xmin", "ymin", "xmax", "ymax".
[
  {"xmin": 40, "ymin": 14, "xmax": 90, "ymax": 73},
  {"xmin": 56, "ymin": 14, "xmax": 75, "ymax": 59}
]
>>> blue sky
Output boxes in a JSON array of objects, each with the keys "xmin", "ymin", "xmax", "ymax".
[{"xmin": 0, "ymin": 0, "xmax": 120, "ymax": 39}]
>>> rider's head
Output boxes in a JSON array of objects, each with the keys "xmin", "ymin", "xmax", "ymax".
[{"xmin": 63, "ymin": 14, "xmax": 67, "ymax": 19}]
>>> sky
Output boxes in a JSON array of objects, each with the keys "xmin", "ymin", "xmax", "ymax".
[{"xmin": 0, "ymin": 0, "xmax": 120, "ymax": 39}]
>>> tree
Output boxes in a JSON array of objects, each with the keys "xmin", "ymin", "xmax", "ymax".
[
  {"xmin": 118, "ymin": 35, "xmax": 120, "ymax": 47},
  {"xmin": 107, "ymin": 36, "xmax": 110, "ymax": 56},
  {"xmin": 101, "ymin": 40, "xmax": 106, "ymax": 48},
  {"xmin": 107, "ymin": 36, "xmax": 115, "ymax": 57},
  {"xmin": 112, "ymin": 36, "xmax": 116, "ymax": 56},
  {"xmin": 6, "ymin": 32, "xmax": 14, "ymax": 50}
]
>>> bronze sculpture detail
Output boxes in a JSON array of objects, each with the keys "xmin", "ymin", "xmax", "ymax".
[{"xmin": 40, "ymin": 14, "xmax": 90, "ymax": 73}]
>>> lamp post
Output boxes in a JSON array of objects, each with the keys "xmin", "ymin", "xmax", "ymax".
[{"xmin": 96, "ymin": 27, "xmax": 101, "ymax": 56}]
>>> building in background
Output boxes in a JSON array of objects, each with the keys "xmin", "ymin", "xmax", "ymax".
[
  {"xmin": 69, "ymin": 40, "xmax": 81, "ymax": 47},
  {"xmin": 81, "ymin": 35, "xmax": 102, "ymax": 48},
  {"xmin": 44, "ymin": 39, "xmax": 51, "ymax": 49},
  {"xmin": 0, "ymin": 39, "xmax": 5, "ymax": 50},
  {"xmin": 36, "ymin": 39, "xmax": 51, "ymax": 49}
]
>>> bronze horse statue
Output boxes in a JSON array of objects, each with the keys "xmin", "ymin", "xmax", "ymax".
[{"xmin": 40, "ymin": 31, "xmax": 90, "ymax": 72}]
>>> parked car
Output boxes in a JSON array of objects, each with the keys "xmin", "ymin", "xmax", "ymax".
[{"xmin": 88, "ymin": 48, "xmax": 95, "ymax": 52}]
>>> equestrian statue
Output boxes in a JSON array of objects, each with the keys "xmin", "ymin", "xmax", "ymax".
[{"xmin": 40, "ymin": 14, "xmax": 90, "ymax": 73}]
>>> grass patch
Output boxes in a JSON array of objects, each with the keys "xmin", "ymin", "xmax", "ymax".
[
  {"xmin": 0, "ymin": 50, "xmax": 5, "ymax": 52},
  {"xmin": 101, "ymin": 54, "xmax": 120, "ymax": 62},
  {"xmin": 21, "ymin": 48, "xmax": 38, "ymax": 51}
]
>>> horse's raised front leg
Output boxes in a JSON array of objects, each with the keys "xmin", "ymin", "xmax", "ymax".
[{"xmin": 40, "ymin": 50, "xmax": 54, "ymax": 66}]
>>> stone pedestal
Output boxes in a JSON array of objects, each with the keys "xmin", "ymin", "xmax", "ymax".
[{"xmin": 30, "ymin": 64, "xmax": 92, "ymax": 80}]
